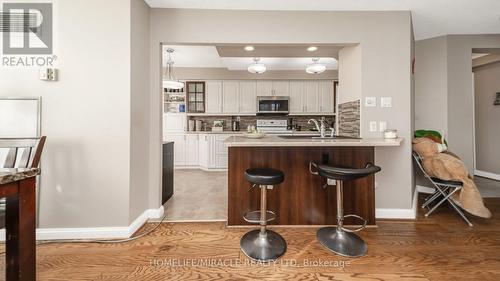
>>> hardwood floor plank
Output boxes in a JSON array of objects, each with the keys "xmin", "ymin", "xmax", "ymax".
[{"xmin": 0, "ymin": 197, "xmax": 499, "ymax": 280}]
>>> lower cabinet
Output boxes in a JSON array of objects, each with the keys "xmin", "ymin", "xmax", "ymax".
[{"xmin": 165, "ymin": 133, "xmax": 235, "ymax": 170}]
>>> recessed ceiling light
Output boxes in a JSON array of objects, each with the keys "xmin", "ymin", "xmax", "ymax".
[
  {"xmin": 307, "ymin": 46, "xmax": 318, "ymax": 52},
  {"xmin": 244, "ymin": 46, "xmax": 255, "ymax": 51}
]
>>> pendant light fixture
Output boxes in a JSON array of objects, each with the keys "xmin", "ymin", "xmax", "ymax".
[
  {"xmin": 247, "ymin": 58, "xmax": 267, "ymax": 74},
  {"xmin": 306, "ymin": 58, "xmax": 326, "ymax": 74},
  {"xmin": 163, "ymin": 48, "xmax": 184, "ymax": 90}
]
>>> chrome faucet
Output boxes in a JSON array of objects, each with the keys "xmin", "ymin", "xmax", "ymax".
[
  {"xmin": 309, "ymin": 117, "xmax": 335, "ymax": 138},
  {"xmin": 308, "ymin": 117, "xmax": 327, "ymax": 138}
]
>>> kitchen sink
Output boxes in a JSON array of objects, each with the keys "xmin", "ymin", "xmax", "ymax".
[{"xmin": 278, "ymin": 135, "xmax": 360, "ymax": 140}]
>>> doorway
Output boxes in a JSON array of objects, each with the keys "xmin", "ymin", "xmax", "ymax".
[{"xmin": 472, "ymin": 49, "xmax": 500, "ymax": 197}]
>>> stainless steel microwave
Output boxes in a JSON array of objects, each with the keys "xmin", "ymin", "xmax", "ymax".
[{"xmin": 256, "ymin": 96, "xmax": 289, "ymax": 115}]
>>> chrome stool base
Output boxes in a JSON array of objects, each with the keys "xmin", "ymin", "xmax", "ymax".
[
  {"xmin": 240, "ymin": 229, "xmax": 287, "ymax": 262},
  {"xmin": 317, "ymin": 227, "xmax": 367, "ymax": 258}
]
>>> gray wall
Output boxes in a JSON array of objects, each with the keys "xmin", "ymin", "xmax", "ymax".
[
  {"xmin": 415, "ymin": 36, "xmax": 448, "ymax": 135},
  {"xmin": 130, "ymin": 0, "xmax": 152, "ymax": 223},
  {"xmin": 338, "ymin": 45, "xmax": 362, "ymax": 104},
  {"xmin": 149, "ymin": 9, "xmax": 415, "ymax": 210},
  {"xmin": 473, "ymin": 62, "xmax": 500, "ymax": 175},
  {"xmin": 415, "ymin": 34, "xmax": 500, "ymax": 174}
]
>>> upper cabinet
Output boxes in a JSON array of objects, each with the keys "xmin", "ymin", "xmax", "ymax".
[
  {"xmin": 186, "ymin": 81, "xmax": 205, "ymax": 113},
  {"xmin": 256, "ymin": 81, "xmax": 290, "ymax": 96},
  {"xmin": 289, "ymin": 80, "xmax": 335, "ymax": 115},
  {"xmin": 205, "ymin": 81, "xmax": 223, "ymax": 114},
  {"xmin": 304, "ymin": 81, "xmax": 320, "ymax": 113},
  {"xmin": 256, "ymin": 81, "xmax": 273, "ymax": 96},
  {"xmin": 289, "ymin": 81, "xmax": 304, "ymax": 113},
  {"xmin": 319, "ymin": 80, "xmax": 334, "ymax": 113},
  {"xmin": 222, "ymin": 81, "xmax": 240, "ymax": 114},
  {"xmin": 192, "ymin": 79, "xmax": 335, "ymax": 116},
  {"xmin": 239, "ymin": 81, "xmax": 257, "ymax": 114}
]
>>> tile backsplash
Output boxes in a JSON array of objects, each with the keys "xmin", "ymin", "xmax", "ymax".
[
  {"xmin": 338, "ymin": 100, "xmax": 360, "ymax": 138},
  {"xmin": 187, "ymin": 115, "xmax": 335, "ymax": 132}
]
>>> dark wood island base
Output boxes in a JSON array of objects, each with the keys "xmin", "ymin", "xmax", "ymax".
[{"xmin": 227, "ymin": 146, "xmax": 376, "ymax": 226}]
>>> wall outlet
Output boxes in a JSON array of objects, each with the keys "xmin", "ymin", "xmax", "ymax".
[
  {"xmin": 380, "ymin": 97, "xmax": 392, "ymax": 108},
  {"xmin": 369, "ymin": 121, "xmax": 377, "ymax": 132},
  {"xmin": 379, "ymin": 121, "xmax": 387, "ymax": 132},
  {"xmin": 365, "ymin": 97, "xmax": 377, "ymax": 107}
]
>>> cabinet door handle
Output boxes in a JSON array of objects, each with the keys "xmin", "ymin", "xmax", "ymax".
[
  {"xmin": 205, "ymin": 135, "xmax": 207, "ymax": 141},
  {"xmin": 184, "ymin": 135, "xmax": 186, "ymax": 140}
]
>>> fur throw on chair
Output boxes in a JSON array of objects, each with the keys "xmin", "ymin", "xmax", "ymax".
[{"xmin": 413, "ymin": 137, "xmax": 491, "ymax": 218}]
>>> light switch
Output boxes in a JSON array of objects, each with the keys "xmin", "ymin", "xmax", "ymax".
[
  {"xmin": 365, "ymin": 97, "xmax": 377, "ymax": 107},
  {"xmin": 370, "ymin": 121, "xmax": 377, "ymax": 132},
  {"xmin": 381, "ymin": 97, "xmax": 392, "ymax": 108},
  {"xmin": 379, "ymin": 121, "xmax": 387, "ymax": 132}
]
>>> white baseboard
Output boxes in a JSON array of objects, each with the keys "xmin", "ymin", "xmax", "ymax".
[
  {"xmin": 475, "ymin": 170, "xmax": 500, "ymax": 181},
  {"xmin": 175, "ymin": 166, "xmax": 227, "ymax": 172},
  {"xmin": 375, "ymin": 187, "xmax": 419, "ymax": 219},
  {"xmin": 0, "ymin": 206, "xmax": 164, "ymax": 241}
]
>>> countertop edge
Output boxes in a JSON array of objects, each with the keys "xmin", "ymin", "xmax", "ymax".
[
  {"xmin": 0, "ymin": 168, "xmax": 40, "ymax": 185},
  {"xmin": 224, "ymin": 137, "xmax": 404, "ymax": 147}
]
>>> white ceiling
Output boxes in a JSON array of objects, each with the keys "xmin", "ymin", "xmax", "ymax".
[
  {"xmin": 145, "ymin": 0, "xmax": 500, "ymax": 40},
  {"xmin": 162, "ymin": 45, "xmax": 338, "ymax": 70}
]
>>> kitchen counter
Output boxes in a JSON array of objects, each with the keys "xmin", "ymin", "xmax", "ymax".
[
  {"xmin": 225, "ymin": 134, "xmax": 404, "ymax": 147},
  {"xmin": 226, "ymin": 135, "xmax": 402, "ymax": 226},
  {"xmin": 0, "ymin": 168, "xmax": 40, "ymax": 185}
]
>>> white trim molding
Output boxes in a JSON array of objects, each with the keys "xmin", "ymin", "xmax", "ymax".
[
  {"xmin": 475, "ymin": 170, "xmax": 500, "ymax": 181},
  {"xmin": 0, "ymin": 206, "xmax": 164, "ymax": 241},
  {"xmin": 375, "ymin": 188, "xmax": 419, "ymax": 219}
]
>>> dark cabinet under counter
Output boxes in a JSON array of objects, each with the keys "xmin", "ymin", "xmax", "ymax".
[{"xmin": 162, "ymin": 142, "xmax": 174, "ymax": 204}]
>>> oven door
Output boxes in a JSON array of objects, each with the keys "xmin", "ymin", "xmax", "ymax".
[{"xmin": 257, "ymin": 96, "xmax": 289, "ymax": 115}]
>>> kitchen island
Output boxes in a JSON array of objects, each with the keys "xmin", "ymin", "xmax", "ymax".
[{"xmin": 224, "ymin": 135, "xmax": 403, "ymax": 226}]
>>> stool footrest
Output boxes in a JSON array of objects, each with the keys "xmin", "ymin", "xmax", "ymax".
[
  {"xmin": 340, "ymin": 214, "xmax": 367, "ymax": 233},
  {"xmin": 243, "ymin": 210, "xmax": 276, "ymax": 224}
]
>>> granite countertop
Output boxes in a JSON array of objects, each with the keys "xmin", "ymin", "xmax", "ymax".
[
  {"xmin": 224, "ymin": 135, "xmax": 404, "ymax": 147},
  {"xmin": 0, "ymin": 168, "xmax": 40, "ymax": 185}
]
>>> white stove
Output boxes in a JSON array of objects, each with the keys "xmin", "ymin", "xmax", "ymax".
[{"xmin": 256, "ymin": 119, "xmax": 293, "ymax": 134}]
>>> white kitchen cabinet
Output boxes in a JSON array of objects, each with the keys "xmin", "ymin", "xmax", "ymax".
[
  {"xmin": 319, "ymin": 80, "xmax": 334, "ymax": 113},
  {"xmin": 289, "ymin": 81, "xmax": 305, "ymax": 114},
  {"xmin": 256, "ymin": 81, "xmax": 289, "ymax": 96},
  {"xmin": 272, "ymin": 81, "xmax": 290, "ymax": 96},
  {"xmin": 163, "ymin": 113, "xmax": 186, "ymax": 134},
  {"xmin": 222, "ymin": 81, "xmax": 239, "ymax": 114},
  {"xmin": 185, "ymin": 134, "xmax": 199, "ymax": 166},
  {"xmin": 206, "ymin": 81, "xmax": 223, "ymax": 114},
  {"xmin": 198, "ymin": 134, "xmax": 208, "ymax": 168},
  {"xmin": 304, "ymin": 81, "xmax": 319, "ymax": 113},
  {"xmin": 198, "ymin": 134, "xmax": 217, "ymax": 169},
  {"xmin": 256, "ymin": 81, "xmax": 273, "ymax": 96},
  {"xmin": 164, "ymin": 134, "xmax": 186, "ymax": 166},
  {"xmin": 238, "ymin": 81, "xmax": 257, "ymax": 114}
]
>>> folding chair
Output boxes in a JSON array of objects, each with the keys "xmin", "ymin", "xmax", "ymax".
[{"xmin": 412, "ymin": 151, "xmax": 473, "ymax": 227}]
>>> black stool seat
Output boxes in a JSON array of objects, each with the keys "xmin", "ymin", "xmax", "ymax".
[
  {"xmin": 245, "ymin": 168, "xmax": 284, "ymax": 185},
  {"xmin": 317, "ymin": 163, "xmax": 381, "ymax": 181}
]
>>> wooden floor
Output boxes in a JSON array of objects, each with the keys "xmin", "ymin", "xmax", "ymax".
[{"xmin": 1, "ymin": 196, "xmax": 500, "ymax": 281}]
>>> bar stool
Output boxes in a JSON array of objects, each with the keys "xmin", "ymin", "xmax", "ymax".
[
  {"xmin": 240, "ymin": 168, "xmax": 286, "ymax": 262},
  {"xmin": 310, "ymin": 162, "xmax": 381, "ymax": 257}
]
